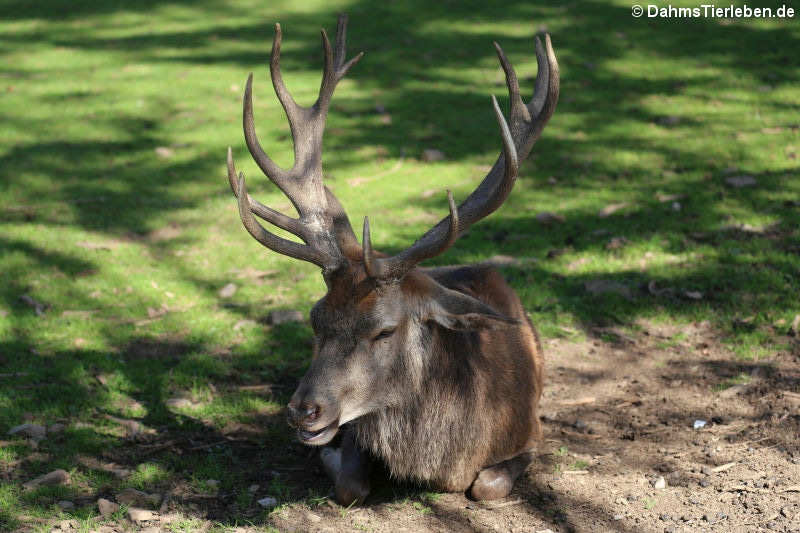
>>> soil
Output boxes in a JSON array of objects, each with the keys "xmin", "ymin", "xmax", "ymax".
[{"xmin": 265, "ymin": 320, "xmax": 800, "ymax": 533}]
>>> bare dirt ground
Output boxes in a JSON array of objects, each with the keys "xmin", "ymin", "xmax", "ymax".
[{"xmin": 264, "ymin": 320, "xmax": 800, "ymax": 533}]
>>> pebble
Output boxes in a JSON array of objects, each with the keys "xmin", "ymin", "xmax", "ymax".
[
  {"xmin": 8, "ymin": 423, "xmax": 46, "ymax": 441},
  {"xmin": 612, "ymin": 513, "xmax": 624, "ymax": 521},
  {"xmin": 206, "ymin": 479, "xmax": 219, "ymax": 487},
  {"xmin": 257, "ymin": 496, "xmax": 278, "ymax": 509},
  {"xmin": 23, "ymin": 469, "xmax": 70, "ymax": 491},
  {"xmin": 127, "ymin": 508, "xmax": 154, "ymax": 523},
  {"xmin": 421, "ymin": 149, "xmax": 446, "ymax": 162},
  {"xmin": 165, "ymin": 397, "xmax": 195, "ymax": 409},
  {"xmin": 725, "ymin": 175, "xmax": 757, "ymax": 188},
  {"xmin": 59, "ymin": 519, "xmax": 79, "ymax": 529},
  {"xmin": 654, "ymin": 476, "xmax": 667, "ymax": 489},
  {"xmin": 97, "ymin": 498, "xmax": 119, "ymax": 517},
  {"xmin": 248, "ymin": 484, "xmax": 260, "ymax": 493},
  {"xmin": 57, "ymin": 500, "xmax": 75, "ymax": 510},
  {"xmin": 218, "ymin": 283, "xmax": 237, "ymax": 298},
  {"xmin": 116, "ymin": 487, "xmax": 160, "ymax": 506},
  {"xmin": 699, "ymin": 479, "xmax": 710, "ymax": 487}
]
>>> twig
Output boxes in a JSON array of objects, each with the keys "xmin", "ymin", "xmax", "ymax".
[
  {"xmin": 556, "ymin": 397, "xmax": 596, "ymax": 407},
  {"xmin": 187, "ymin": 440, "xmax": 228, "ymax": 451},
  {"xmin": 712, "ymin": 462, "xmax": 737, "ymax": 473},
  {"xmin": 0, "ymin": 372, "xmax": 29, "ymax": 378},
  {"xmin": 562, "ymin": 470, "xmax": 589, "ymax": 475}
]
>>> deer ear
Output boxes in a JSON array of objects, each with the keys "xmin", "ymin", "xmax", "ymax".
[{"xmin": 426, "ymin": 286, "xmax": 519, "ymax": 331}]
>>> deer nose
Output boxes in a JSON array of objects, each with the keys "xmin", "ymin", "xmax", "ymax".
[{"xmin": 287, "ymin": 400, "xmax": 320, "ymax": 426}]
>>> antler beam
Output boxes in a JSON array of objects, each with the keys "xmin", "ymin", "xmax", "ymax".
[{"xmin": 362, "ymin": 34, "xmax": 560, "ymax": 280}]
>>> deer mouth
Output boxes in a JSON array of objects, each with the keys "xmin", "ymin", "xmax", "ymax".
[{"xmin": 297, "ymin": 419, "xmax": 339, "ymax": 445}]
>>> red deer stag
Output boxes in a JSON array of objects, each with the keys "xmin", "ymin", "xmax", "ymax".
[{"xmin": 226, "ymin": 15, "xmax": 558, "ymax": 504}]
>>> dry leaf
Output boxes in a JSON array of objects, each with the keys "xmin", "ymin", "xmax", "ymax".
[{"xmin": 598, "ymin": 203, "xmax": 629, "ymax": 218}]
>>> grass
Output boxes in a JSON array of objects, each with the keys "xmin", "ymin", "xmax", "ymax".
[{"xmin": 1, "ymin": 0, "xmax": 798, "ymax": 529}]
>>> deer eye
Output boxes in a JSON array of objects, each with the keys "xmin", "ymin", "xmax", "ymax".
[{"xmin": 372, "ymin": 328, "xmax": 396, "ymax": 342}]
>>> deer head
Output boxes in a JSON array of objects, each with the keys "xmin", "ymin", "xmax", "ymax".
[{"xmin": 227, "ymin": 15, "xmax": 558, "ymax": 445}]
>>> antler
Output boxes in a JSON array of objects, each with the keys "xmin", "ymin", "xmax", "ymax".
[
  {"xmin": 363, "ymin": 34, "xmax": 559, "ymax": 280},
  {"xmin": 228, "ymin": 15, "xmax": 363, "ymax": 272}
]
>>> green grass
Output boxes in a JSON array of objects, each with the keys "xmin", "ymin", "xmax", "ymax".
[
  {"xmin": 1, "ymin": 0, "xmax": 799, "ymax": 529},
  {"xmin": 712, "ymin": 372, "xmax": 752, "ymax": 391}
]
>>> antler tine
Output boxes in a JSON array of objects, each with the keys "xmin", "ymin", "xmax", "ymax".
[
  {"xmin": 363, "ymin": 32, "xmax": 558, "ymax": 281},
  {"xmin": 227, "ymin": 147, "xmax": 305, "ymax": 237},
  {"xmin": 363, "ymin": 191, "xmax": 459, "ymax": 280},
  {"xmin": 318, "ymin": 14, "xmax": 364, "ymax": 112},
  {"xmin": 232, "ymin": 15, "xmax": 365, "ymax": 273},
  {"xmin": 235, "ymin": 171, "xmax": 326, "ymax": 266}
]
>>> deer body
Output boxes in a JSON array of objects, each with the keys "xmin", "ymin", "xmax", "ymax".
[
  {"xmin": 353, "ymin": 265, "xmax": 544, "ymax": 491},
  {"xmin": 225, "ymin": 15, "xmax": 558, "ymax": 504}
]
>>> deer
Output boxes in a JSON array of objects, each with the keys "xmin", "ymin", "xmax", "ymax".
[{"xmin": 225, "ymin": 14, "xmax": 558, "ymax": 505}]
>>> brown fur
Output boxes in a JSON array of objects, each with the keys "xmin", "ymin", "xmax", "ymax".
[
  {"xmin": 352, "ymin": 265, "xmax": 544, "ymax": 491},
  {"xmin": 292, "ymin": 259, "xmax": 544, "ymax": 496}
]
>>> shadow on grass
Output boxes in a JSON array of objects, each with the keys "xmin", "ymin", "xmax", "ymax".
[{"xmin": 1, "ymin": 0, "xmax": 799, "ymax": 529}]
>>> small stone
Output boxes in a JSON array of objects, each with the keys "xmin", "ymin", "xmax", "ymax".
[
  {"xmin": 57, "ymin": 501, "xmax": 75, "ymax": 510},
  {"xmin": 127, "ymin": 507, "xmax": 154, "ymax": 523},
  {"xmin": 116, "ymin": 488, "xmax": 150, "ymax": 506},
  {"xmin": 206, "ymin": 479, "xmax": 219, "ymax": 488},
  {"xmin": 421, "ymin": 149, "xmax": 445, "ymax": 162},
  {"xmin": 266, "ymin": 310, "xmax": 304, "ymax": 325},
  {"xmin": 535, "ymin": 212, "xmax": 565, "ymax": 225},
  {"xmin": 165, "ymin": 397, "xmax": 194, "ymax": 409},
  {"xmin": 573, "ymin": 420, "xmax": 588, "ymax": 432},
  {"xmin": 97, "ymin": 498, "xmax": 119, "ymax": 517},
  {"xmin": 725, "ymin": 175, "xmax": 757, "ymax": 188},
  {"xmin": 218, "ymin": 283, "xmax": 237, "ymax": 298},
  {"xmin": 699, "ymin": 479, "xmax": 710, "ymax": 487},
  {"xmin": 654, "ymin": 476, "xmax": 667, "ymax": 489},
  {"xmin": 659, "ymin": 513, "xmax": 671, "ymax": 521},
  {"xmin": 688, "ymin": 497, "xmax": 700, "ymax": 505},
  {"xmin": 766, "ymin": 521, "xmax": 778, "ymax": 530},
  {"xmin": 155, "ymin": 146, "xmax": 174, "ymax": 159},
  {"xmin": 613, "ymin": 513, "xmax": 624, "ymax": 520},
  {"xmin": 23, "ymin": 469, "xmax": 70, "ymax": 490},
  {"xmin": 257, "ymin": 496, "xmax": 278, "ymax": 508},
  {"xmin": 8, "ymin": 423, "xmax": 46, "ymax": 441},
  {"xmin": 305, "ymin": 511, "xmax": 322, "ymax": 523},
  {"xmin": 605, "ymin": 236, "xmax": 629, "ymax": 250},
  {"xmin": 248, "ymin": 484, "xmax": 260, "ymax": 493},
  {"xmin": 59, "ymin": 519, "xmax": 78, "ymax": 530},
  {"xmin": 701, "ymin": 466, "xmax": 713, "ymax": 475}
]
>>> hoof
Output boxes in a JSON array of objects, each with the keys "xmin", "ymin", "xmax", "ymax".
[{"xmin": 468, "ymin": 467, "xmax": 513, "ymax": 501}]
